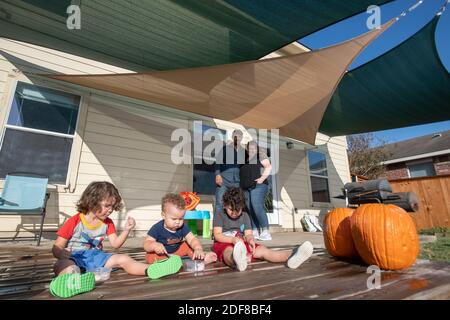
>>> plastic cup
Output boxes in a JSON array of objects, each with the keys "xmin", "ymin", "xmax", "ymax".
[
  {"xmin": 183, "ymin": 259, "xmax": 205, "ymax": 272},
  {"xmin": 88, "ymin": 267, "xmax": 111, "ymax": 282}
]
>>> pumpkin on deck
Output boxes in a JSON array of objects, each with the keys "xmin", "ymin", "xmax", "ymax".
[
  {"xmin": 350, "ymin": 204, "xmax": 419, "ymax": 270},
  {"xmin": 323, "ymin": 208, "xmax": 359, "ymax": 259}
]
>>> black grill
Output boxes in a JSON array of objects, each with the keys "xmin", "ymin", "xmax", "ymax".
[{"xmin": 336, "ymin": 179, "xmax": 419, "ymax": 212}]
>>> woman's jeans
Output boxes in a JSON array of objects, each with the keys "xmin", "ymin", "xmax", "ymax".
[{"xmin": 244, "ymin": 183, "xmax": 269, "ymax": 231}]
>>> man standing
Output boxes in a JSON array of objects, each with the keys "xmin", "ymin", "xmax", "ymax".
[{"xmin": 214, "ymin": 130, "xmax": 245, "ymax": 217}]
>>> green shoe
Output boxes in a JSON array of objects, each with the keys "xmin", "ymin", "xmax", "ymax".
[
  {"xmin": 49, "ymin": 272, "xmax": 95, "ymax": 298},
  {"xmin": 147, "ymin": 255, "xmax": 182, "ymax": 280}
]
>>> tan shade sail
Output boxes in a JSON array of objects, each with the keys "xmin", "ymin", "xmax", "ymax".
[{"xmin": 46, "ymin": 21, "xmax": 393, "ymax": 145}]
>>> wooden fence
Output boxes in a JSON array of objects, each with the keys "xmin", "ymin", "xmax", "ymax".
[{"xmin": 389, "ymin": 174, "xmax": 450, "ymax": 230}]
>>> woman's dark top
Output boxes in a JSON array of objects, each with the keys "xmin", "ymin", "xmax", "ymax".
[{"xmin": 239, "ymin": 151, "xmax": 268, "ymax": 190}]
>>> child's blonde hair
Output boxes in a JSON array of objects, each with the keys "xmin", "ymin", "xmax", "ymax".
[
  {"xmin": 76, "ymin": 181, "xmax": 123, "ymax": 214},
  {"xmin": 161, "ymin": 193, "xmax": 186, "ymax": 212}
]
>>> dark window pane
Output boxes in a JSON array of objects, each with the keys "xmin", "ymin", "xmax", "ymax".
[
  {"xmin": 193, "ymin": 161, "xmax": 217, "ymax": 195},
  {"xmin": 0, "ymin": 129, "xmax": 73, "ymax": 184},
  {"xmin": 310, "ymin": 176, "xmax": 330, "ymax": 203},
  {"xmin": 192, "ymin": 124, "xmax": 226, "ymax": 195},
  {"xmin": 308, "ymin": 151, "xmax": 328, "ymax": 176},
  {"xmin": 8, "ymin": 82, "xmax": 80, "ymax": 135}
]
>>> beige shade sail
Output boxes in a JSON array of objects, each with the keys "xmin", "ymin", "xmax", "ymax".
[{"xmin": 45, "ymin": 21, "xmax": 393, "ymax": 145}]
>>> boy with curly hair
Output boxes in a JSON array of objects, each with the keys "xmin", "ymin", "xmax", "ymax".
[{"xmin": 212, "ymin": 187, "xmax": 313, "ymax": 271}]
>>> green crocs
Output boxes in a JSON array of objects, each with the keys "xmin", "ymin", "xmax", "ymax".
[
  {"xmin": 147, "ymin": 255, "xmax": 182, "ymax": 280},
  {"xmin": 49, "ymin": 272, "xmax": 96, "ymax": 298}
]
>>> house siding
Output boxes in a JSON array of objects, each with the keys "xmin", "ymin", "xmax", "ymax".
[
  {"xmin": 434, "ymin": 155, "xmax": 450, "ymax": 176},
  {"xmin": 386, "ymin": 155, "xmax": 450, "ymax": 180},
  {"xmin": 386, "ymin": 163, "xmax": 409, "ymax": 180}
]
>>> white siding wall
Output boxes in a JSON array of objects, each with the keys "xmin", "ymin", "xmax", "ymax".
[
  {"xmin": 0, "ymin": 38, "xmax": 192, "ymax": 236},
  {"xmin": 0, "ymin": 38, "xmax": 351, "ymax": 237},
  {"xmin": 275, "ymin": 133, "xmax": 350, "ymax": 230}
]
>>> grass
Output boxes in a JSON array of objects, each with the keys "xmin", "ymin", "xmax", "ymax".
[{"xmin": 419, "ymin": 237, "xmax": 450, "ymax": 263}]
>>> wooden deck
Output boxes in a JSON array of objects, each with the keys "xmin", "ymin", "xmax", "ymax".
[{"xmin": 1, "ymin": 245, "xmax": 450, "ymax": 300}]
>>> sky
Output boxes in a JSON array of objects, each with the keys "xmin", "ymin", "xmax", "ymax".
[{"xmin": 299, "ymin": 0, "xmax": 450, "ymax": 144}]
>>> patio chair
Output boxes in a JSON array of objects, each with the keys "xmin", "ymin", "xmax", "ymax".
[{"xmin": 0, "ymin": 172, "xmax": 50, "ymax": 246}]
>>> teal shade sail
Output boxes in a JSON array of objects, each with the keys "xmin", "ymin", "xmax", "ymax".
[
  {"xmin": 0, "ymin": 0, "xmax": 388, "ymax": 71},
  {"xmin": 319, "ymin": 16, "xmax": 450, "ymax": 136}
]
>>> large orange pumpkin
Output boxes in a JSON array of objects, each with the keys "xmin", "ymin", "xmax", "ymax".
[
  {"xmin": 323, "ymin": 208, "xmax": 359, "ymax": 259},
  {"xmin": 350, "ymin": 204, "xmax": 419, "ymax": 270}
]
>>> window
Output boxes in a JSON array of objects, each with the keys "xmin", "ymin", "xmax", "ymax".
[
  {"xmin": 408, "ymin": 161, "xmax": 436, "ymax": 178},
  {"xmin": 308, "ymin": 150, "xmax": 330, "ymax": 203},
  {"xmin": 0, "ymin": 82, "xmax": 81, "ymax": 184},
  {"xmin": 192, "ymin": 123, "xmax": 226, "ymax": 195}
]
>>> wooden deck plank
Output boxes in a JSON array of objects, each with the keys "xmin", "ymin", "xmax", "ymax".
[{"xmin": 1, "ymin": 245, "xmax": 449, "ymax": 300}]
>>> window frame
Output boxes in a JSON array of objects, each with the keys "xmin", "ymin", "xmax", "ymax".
[
  {"xmin": 307, "ymin": 150, "xmax": 331, "ymax": 204},
  {"xmin": 0, "ymin": 77, "xmax": 87, "ymax": 190}
]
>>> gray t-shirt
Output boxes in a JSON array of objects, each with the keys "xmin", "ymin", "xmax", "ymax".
[{"xmin": 213, "ymin": 210, "xmax": 252, "ymax": 237}]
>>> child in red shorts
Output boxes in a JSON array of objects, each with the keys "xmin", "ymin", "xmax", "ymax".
[{"xmin": 212, "ymin": 187, "xmax": 313, "ymax": 271}]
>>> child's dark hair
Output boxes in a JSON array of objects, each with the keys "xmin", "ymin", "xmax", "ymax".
[
  {"xmin": 161, "ymin": 193, "xmax": 186, "ymax": 212},
  {"xmin": 76, "ymin": 181, "xmax": 123, "ymax": 214},
  {"xmin": 222, "ymin": 187, "xmax": 245, "ymax": 212}
]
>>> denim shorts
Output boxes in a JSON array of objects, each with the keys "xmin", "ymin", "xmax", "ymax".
[{"xmin": 70, "ymin": 249, "xmax": 113, "ymax": 271}]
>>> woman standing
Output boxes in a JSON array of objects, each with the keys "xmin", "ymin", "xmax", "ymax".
[{"xmin": 239, "ymin": 141, "xmax": 272, "ymax": 241}]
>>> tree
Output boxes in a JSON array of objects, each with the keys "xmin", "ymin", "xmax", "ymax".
[{"xmin": 347, "ymin": 133, "xmax": 390, "ymax": 179}]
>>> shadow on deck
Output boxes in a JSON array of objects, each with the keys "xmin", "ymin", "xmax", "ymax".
[{"xmin": 1, "ymin": 245, "xmax": 450, "ymax": 300}]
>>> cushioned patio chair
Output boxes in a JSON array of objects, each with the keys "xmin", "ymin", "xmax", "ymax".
[{"xmin": 0, "ymin": 172, "xmax": 50, "ymax": 246}]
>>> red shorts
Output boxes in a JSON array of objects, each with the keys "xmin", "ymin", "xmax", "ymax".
[{"xmin": 212, "ymin": 239, "xmax": 260, "ymax": 263}]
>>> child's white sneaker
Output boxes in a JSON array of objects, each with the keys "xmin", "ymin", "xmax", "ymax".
[
  {"xmin": 258, "ymin": 230, "xmax": 272, "ymax": 241},
  {"xmin": 233, "ymin": 241, "xmax": 248, "ymax": 272},
  {"xmin": 252, "ymin": 229, "xmax": 260, "ymax": 240},
  {"xmin": 287, "ymin": 241, "xmax": 314, "ymax": 269}
]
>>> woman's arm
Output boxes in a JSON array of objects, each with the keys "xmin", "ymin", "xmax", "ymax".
[{"xmin": 256, "ymin": 158, "xmax": 272, "ymax": 184}]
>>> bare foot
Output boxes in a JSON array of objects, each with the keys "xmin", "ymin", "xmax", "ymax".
[{"xmin": 204, "ymin": 252, "xmax": 217, "ymax": 265}]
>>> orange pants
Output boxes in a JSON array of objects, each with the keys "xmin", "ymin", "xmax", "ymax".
[{"xmin": 145, "ymin": 242, "xmax": 194, "ymax": 264}]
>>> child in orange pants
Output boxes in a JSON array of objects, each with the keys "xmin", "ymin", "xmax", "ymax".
[{"xmin": 144, "ymin": 193, "xmax": 217, "ymax": 265}]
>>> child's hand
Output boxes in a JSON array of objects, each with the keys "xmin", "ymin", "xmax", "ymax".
[
  {"xmin": 60, "ymin": 248, "xmax": 72, "ymax": 259},
  {"xmin": 125, "ymin": 216, "xmax": 136, "ymax": 231},
  {"xmin": 154, "ymin": 243, "xmax": 168, "ymax": 255},
  {"xmin": 232, "ymin": 237, "xmax": 243, "ymax": 245},
  {"xmin": 193, "ymin": 248, "xmax": 205, "ymax": 260},
  {"xmin": 247, "ymin": 238, "xmax": 256, "ymax": 254}
]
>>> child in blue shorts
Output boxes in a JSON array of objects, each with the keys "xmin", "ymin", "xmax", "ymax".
[{"xmin": 50, "ymin": 181, "xmax": 181, "ymax": 298}]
